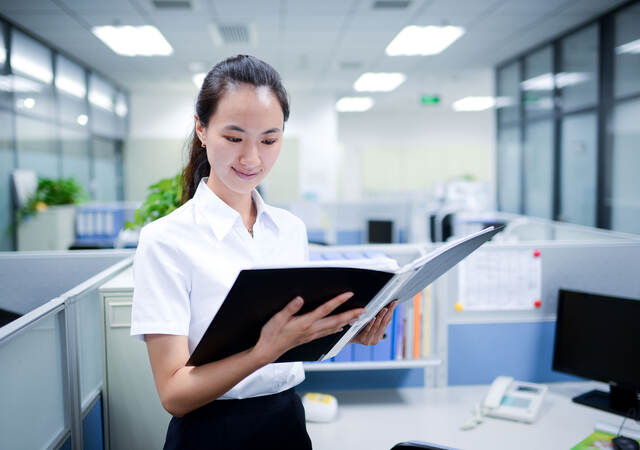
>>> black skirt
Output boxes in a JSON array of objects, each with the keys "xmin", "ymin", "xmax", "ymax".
[{"xmin": 163, "ymin": 388, "xmax": 312, "ymax": 450}]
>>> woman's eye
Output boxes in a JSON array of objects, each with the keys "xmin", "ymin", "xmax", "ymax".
[
  {"xmin": 262, "ymin": 139, "xmax": 277, "ymax": 145},
  {"xmin": 225, "ymin": 136, "xmax": 242, "ymax": 143}
]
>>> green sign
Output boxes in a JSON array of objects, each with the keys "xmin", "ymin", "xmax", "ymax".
[{"xmin": 420, "ymin": 95, "xmax": 440, "ymax": 105}]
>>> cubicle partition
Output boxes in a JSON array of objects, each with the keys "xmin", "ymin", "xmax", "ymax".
[
  {"xmin": 441, "ymin": 240, "xmax": 640, "ymax": 386},
  {"xmin": 0, "ymin": 250, "xmax": 133, "ymax": 450}
]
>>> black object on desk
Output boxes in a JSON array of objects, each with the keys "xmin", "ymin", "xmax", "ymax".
[{"xmin": 553, "ymin": 289, "xmax": 640, "ymax": 419}]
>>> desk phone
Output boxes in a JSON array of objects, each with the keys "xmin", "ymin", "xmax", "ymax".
[{"xmin": 483, "ymin": 376, "xmax": 548, "ymax": 423}]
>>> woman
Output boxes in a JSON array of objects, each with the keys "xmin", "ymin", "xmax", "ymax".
[{"xmin": 130, "ymin": 55, "xmax": 397, "ymax": 449}]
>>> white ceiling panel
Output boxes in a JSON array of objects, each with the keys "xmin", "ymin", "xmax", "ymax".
[{"xmin": 0, "ymin": 0, "xmax": 633, "ymax": 101}]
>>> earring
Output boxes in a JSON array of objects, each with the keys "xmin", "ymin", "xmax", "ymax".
[{"xmin": 201, "ymin": 142, "xmax": 206, "ymax": 150}]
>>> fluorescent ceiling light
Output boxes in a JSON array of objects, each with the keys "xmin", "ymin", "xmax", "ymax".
[
  {"xmin": 353, "ymin": 72, "xmax": 405, "ymax": 92},
  {"xmin": 89, "ymin": 91, "xmax": 113, "ymax": 111},
  {"xmin": 616, "ymin": 38, "xmax": 640, "ymax": 54},
  {"xmin": 521, "ymin": 72, "xmax": 590, "ymax": 91},
  {"xmin": 0, "ymin": 75, "xmax": 43, "ymax": 93},
  {"xmin": 192, "ymin": 72, "xmax": 206, "ymax": 88},
  {"xmin": 336, "ymin": 97, "xmax": 374, "ymax": 112},
  {"xmin": 10, "ymin": 54, "xmax": 53, "ymax": 84},
  {"xmin": 55, "ymin": 76, "xmax": 86, "ymax": 98},
  {"xmin": 92, "ymin": 25, "xmax": 173, "ymax": 57},
  {"xmin": 386, "ymin": 25, "xmax": 465, "ymax": 56},
  {"xmin": 452, "ymin": 96, "xmax": 495, "ymax": 112}
]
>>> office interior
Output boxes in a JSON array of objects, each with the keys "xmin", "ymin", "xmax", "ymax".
[{"xmin": 0, "ymin": 0, "xmax": 639, "ymax": 449}]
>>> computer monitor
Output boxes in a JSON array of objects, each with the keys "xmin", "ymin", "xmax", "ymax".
[
  {"xmin": 553, "ymin": 289, "xmax": 640, "ymax": 419},
  {"xmin": 367, "ymin": 220, "xmax": 393, "ymax": 244}
]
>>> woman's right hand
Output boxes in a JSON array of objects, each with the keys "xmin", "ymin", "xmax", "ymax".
[{"xmin": 252, "ymin": 292, "xmax": 365, "ymax": 364}]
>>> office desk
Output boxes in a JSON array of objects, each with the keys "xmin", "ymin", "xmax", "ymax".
[{"xmin": 306, "ymin": 382, "xmax": 630, "ymax": 450}]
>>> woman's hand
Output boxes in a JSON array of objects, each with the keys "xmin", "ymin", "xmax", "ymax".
[
  {"xmin": 351, "ymin": 300, "xmax": 398, "ymax": 345},
  {"xmin": 252, "ymin": 292, "xmax": 365, "ymax": 364}
]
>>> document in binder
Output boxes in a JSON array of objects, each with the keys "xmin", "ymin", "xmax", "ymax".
[{"xmin": 187, "ymin": 226, "xmax": 501, "ymax": 366}]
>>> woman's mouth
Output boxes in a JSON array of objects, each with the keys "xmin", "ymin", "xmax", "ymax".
[{"xmin": 232, "ymin": 167, "xmax": 260, "ymax": 180}]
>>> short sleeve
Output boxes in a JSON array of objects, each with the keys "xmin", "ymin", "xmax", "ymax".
[{"xmin": 130, "ymin": 225, "xmax": 191, "ymax": 339}]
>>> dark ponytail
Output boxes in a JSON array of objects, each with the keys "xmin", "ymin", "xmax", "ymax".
[{"xmin": 180, "ymin": 55, "xmax": 290, "ymax": 205}]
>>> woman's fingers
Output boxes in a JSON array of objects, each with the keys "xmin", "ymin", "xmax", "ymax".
[{"xmin": 307, "ymin": 291, "xmax": 355, "ymax": 321}]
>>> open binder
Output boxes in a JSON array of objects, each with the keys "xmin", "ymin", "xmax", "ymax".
[{"xmin": 187, "ymin": 226, "xmax": 501, "ymax": 366}]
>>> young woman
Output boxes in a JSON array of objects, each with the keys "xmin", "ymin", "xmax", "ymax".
[{"xmin": 130, "ymin": 55, "xmax": 397, "ymax": 449}]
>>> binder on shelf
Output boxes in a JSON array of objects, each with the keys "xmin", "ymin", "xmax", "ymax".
[
  {"xmin": 187, "ymin": 226, "xmax": 501, "ymax": 366},
  {"xmin": 333, "ymin": 344, "xmax": 353, "ymax": 362},
  {"xmin": 372, "ymin": 321, "xmax": 393, "ymax": 361},
  {"xmin": 353, "ymin": 343, "xmax": 373, "ymax": 362}
]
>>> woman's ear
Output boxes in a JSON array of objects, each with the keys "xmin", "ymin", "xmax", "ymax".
[{"xmin": 194, "ymin": 114, "xmax": 206, "ymax": 146}]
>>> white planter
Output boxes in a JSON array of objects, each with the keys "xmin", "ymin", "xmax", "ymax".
[{"xmin": 17, "ymin": 205, "xmax": 77, "ymax": 251}]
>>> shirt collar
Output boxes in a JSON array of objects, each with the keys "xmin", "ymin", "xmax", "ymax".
[{"xmin": 193, "ymin": 178, "xmax": 280, "ymax": 240}]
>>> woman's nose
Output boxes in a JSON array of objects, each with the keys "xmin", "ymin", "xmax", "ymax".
[{"xmin": 238, "ymin": 142, "xmax": 260, "ymax": 167}]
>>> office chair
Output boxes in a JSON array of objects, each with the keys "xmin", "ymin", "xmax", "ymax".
[{"xmin": 391, "ymin": 442, "xmax": 460, "ymax": 450}]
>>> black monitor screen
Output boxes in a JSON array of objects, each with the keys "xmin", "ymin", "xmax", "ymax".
[
  {"xmin": 553, "ymin": 289, "xmax": 640, "ymax": 389},
  {"xmin": 368, "ymin": 220, "xmax": 393, "ymax": 244}
]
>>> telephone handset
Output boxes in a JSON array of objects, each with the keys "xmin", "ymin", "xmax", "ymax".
[{"xmin": 482, "ymin": 376, "xmax": 547, "ymax": 423}]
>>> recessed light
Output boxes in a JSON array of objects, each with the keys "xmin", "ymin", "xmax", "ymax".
[
  {"xmin": 77, "ymin": 114, "xmax": 88, "ymax": 126},
  {"xmin": 92, "ymin": 25, "xmax": 173, "ymax": 57},
  {"xmin": 336, "ymin": 97, "xmax": 374, "ymax": 112},
  {"xmin": 386, "ymin": 25, "xmax": 465, "ymax": 56},
  {"xmin": 354, "ymin": 73, "xmax": 406, "ymax": 92},
  {"xmin": 452, "ymin": 96, "xmax": 495, "ymax": 112}
]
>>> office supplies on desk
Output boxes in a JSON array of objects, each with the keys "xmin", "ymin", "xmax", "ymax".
[
  {"xmin": 302, "ymin": 392, "xmax": 338, "ymax": 422},
  {"xmin": 482, "ymin": 376, "xmax": 547, "ymax": 423},
  {"xmin": 187, "ymin": 226, "xmax": 500, "ymax": 365}
]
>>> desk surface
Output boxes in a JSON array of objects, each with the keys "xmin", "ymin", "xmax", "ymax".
[{"xmin": 306, "ymin": 382, "xmax": 630, "ymax": 450}]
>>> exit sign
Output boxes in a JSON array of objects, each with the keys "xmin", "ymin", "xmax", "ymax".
[{"xmin": 421, "ymin": 95, "xmax": 440, "ymax": 105}]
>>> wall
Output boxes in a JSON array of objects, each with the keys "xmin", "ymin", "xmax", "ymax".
[{"xmin": 124, "ymin": 69, "xmax": 495, "ymax": 204}]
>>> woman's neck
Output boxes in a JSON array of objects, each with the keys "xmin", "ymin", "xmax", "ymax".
[{"xmin": 206, "ymin": 176, "xmax": 255, "ymax": 226}]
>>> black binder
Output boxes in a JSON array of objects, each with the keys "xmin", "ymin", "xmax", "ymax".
[{"xmin": 187, "ymin": 226, "xmax": 501, "ymax": 366}]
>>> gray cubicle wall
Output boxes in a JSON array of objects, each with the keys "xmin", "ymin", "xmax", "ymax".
[
  {"xmin": 0, "ymin": 250, "xmax": 133, "ymax": 450},
  {"xmin": 442, "ymin": 242, "xmax": 640, "ymax": 386}
]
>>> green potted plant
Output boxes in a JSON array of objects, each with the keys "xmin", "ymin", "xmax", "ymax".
[
  {"xmin": 125, "ymin": 173, "xmax": 182, "ymax": 230},
  {"xmin": 16, "ymin": 176, "xmax": 88, "ymax": 251}
]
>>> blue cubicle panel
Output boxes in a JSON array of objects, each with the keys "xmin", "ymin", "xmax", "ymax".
[
  {"xmin": 58, "ymin": 396, "xmax": 103, "ymax": 450},
  {"xmin": 336, "ymin": 230, "xmax": 363, "ymax": 245},
  {"xmin": 447, "ymin": 321, "xmax": 580, "ymax": 385}
]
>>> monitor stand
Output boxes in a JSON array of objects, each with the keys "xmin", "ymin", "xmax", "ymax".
[{"xmin": 573, "ymin": 384, "xmax": 640, "ymax": 419}]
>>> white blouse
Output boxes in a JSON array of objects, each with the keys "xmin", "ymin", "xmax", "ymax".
[{"xmin": 130, "ymin": 177, "xmax": 307, "ymax": 399}]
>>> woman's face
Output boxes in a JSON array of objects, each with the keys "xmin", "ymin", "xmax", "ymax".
[{"xmin": 196, "ymin": 83, "xmax": 284, "ymax": 199}]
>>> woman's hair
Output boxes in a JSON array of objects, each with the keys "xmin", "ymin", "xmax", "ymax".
[{"xmin": 180, "ymin": 54, "xmax": 290, "ymax": 204}]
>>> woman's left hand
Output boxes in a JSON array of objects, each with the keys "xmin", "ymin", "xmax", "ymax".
[{"xmin": 351, "ymin": 300, "xmax": 398, "ymax": 345}]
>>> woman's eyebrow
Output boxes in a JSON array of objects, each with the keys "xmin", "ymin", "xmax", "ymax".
[{"xmin": 222, "ymin": 125, "xmax": 281, "ymax": 134}]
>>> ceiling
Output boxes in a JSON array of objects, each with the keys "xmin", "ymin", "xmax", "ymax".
[{"xmin": 0, "ymin": 0, "xmax": 631, "ymax": 100}]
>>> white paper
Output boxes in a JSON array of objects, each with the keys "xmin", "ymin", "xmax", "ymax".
[{"xmin": 458, "ymin": 248, "xmax": 542, "ymax": 311}]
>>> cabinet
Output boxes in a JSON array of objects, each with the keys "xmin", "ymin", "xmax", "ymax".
[{"xmin": 99, "ymin": 269, "xmax": 170, "ymax": 450}]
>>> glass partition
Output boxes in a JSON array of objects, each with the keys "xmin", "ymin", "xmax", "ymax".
[
  {"xmin": 16, "ymin": 115, "xmax": 58, "ymax": 178},
  {"xmin": 89, "ymin": 73, "xmax": 116, "ymax": 138},
  {"xmin": 0, "ymin": 111, "xmax": 14, "ymax": 251},
  {"xmin": 609, "ymin": 99, "xmax": 640, "ymax": 233},
  {"xmin": 61, "ymin": 126, "xmax": 91, "ymax": 195},
  {"xmin": 560, "ymin": 24, "xmax": 599, "ymax": 111},
  {"xmin": 523, "ymin": 119, "xmax": 554, "ymax": 219},
  {"xmin": 56, "ymin": 54, "xmax": 88, "ymax": 127},
  {"xmin": 614, "ymin": 2, "xmax": 640, "ymax": 98},
  {"xmin": 497, "ymin": 126, "xmax": 521, "ymax": 213},
  {"xmin": 560, "ymin": 113, "xmax": 597, "ymax": 226},
  {"xmin": 497, "ymin": 62, "xmax": 520, "ymax": 125},
  {"xmin": 92, "ymin": 137, "xmax": 119, "ymax": 201},
  {"xmin": 0, "ymin": 310, "xmax": 68, "ymax": 449},
  {"xmin": 75, "ymin": 289, "xmax": 105, "ymax": 409},
  {"xmin": 523, "ymin": 46, "xmax": 554, "ymax": 118},
  {"xmin": 10, "ymin": 29, "xmax": 55, "ymax": 119}
]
